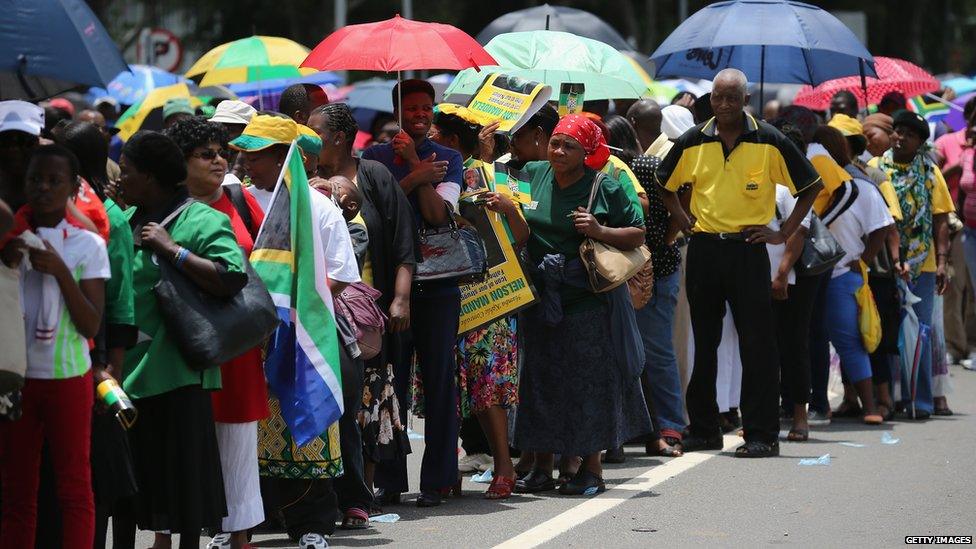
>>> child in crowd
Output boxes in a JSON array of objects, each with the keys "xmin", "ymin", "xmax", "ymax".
[{"xmin": 0, "ymin": 145, "xmax": 110, "ymax": 549}]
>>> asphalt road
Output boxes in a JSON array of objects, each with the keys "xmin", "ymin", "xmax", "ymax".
[{"xmin": 134, "ymin": 364, "xmax": 976, "ymax": 548}]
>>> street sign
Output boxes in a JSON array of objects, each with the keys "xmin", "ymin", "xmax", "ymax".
[{"xmin": 136, "ymin": 27, "xmax": 183, "ymax": 73}]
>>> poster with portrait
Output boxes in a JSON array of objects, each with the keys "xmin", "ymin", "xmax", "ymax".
[
  {"xmin": 439, "ymin": 72, "xmax": 551, "ymax": 135},
  {"xmin": 457, "ymin": 161, "xmax": 538, "ymax": 334}
]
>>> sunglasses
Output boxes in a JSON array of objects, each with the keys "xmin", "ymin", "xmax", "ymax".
[{"xmin": 190, "ymin": 148, "xmax": 231, "ymax": 161}]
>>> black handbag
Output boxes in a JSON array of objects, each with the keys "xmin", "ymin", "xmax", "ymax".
[
  {"xmin": 151, "ymin": 201, "xmax": 280, "ymax": 370},
  {"xmin": 795, "ymin": 213, "xmax": 846, "ymax": 277},
  {"xmin": 414, "ymin": 205, "xmax": 488, "ymax": 284}
]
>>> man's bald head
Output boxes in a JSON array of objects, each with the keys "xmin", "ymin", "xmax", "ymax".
[
  {"xmin": 713, "ymin": 68, "xmax": 749, "ymax": 98},
  {"xmin": 627, "ymin": 99, "xmax": 663, "ymax": 151}
]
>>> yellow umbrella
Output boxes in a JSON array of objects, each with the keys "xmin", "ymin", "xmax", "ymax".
[
  {"xmin": 185, "ymin": 35, "xmax": 316, "ymax": 87},
  {"xmin": 115, "ymin": 83, "xmax": 203, "ymax": 141}
]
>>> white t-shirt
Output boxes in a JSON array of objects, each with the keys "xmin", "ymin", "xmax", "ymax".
[
  {"xmin": 247, "ymin": 185, "xmax": 361, "ymax": 284},
  {"xmin": 21, "ymin": 222, "xmax": 111, "ymax": 379},
  {"xmin": 766, "ymin": 185, "xmax": 812, "ymax": 285},
  {"xmin": 824, "ymin": 177, "xmax": 894, "ymax": 278}
]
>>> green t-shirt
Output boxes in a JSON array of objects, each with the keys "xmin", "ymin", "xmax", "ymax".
[
  {"xmin": 122, "ymin": 202, "xmax": 245, "ymax": 399},
  {"xmin": 522, "ymin": 161, "xmax": 644, "ymax": 312},
  {"xmin": 104, "ymin": 198, "xmax": 134, "ymax": 327}
]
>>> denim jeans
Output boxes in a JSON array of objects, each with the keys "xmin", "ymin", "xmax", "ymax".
[
  {"xmin": 900, "ymin": 272, "xmax": 936, "ymax": 414},
  {"xmin": 635, "ymin": 271, "xmax": 686, "ymax": 434},
  {"xmin": 961, "ymin": 227, "xmax": 976, "ymax": 298},
  {"xmin": 826, "ymin": 271, "xmax": 873, "ymax": 383}
]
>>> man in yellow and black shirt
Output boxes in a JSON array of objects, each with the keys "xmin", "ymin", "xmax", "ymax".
[{"xmin": 657, "ymin": 69, "xmax": 823, "ymax": 458}]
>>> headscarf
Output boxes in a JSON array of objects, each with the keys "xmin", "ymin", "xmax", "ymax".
[
  {"xmin": 552, "ymin": 114, "xmax": 609, "ymax": 169},
  {"xmin": 661, "ymin": 105, "xmax": 695, "ymax": 140}
]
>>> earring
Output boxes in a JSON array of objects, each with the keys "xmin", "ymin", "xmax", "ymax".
[
  {"xmin": 277, "ymin": 163, "xmax": 282, "ymax": 167},
  {"xmin": 335, "ymin": 140, "xmax": 340, "ymax": 145},
  {"xmin": 534, "ymin": 140, "xmax": 539, "ymax": 146}
]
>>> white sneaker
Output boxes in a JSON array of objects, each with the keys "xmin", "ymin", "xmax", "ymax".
[
  {"xmin": 299, "ymin": 533, "xmax": 329, "ymax": 549},
  {"xmin": 458, "ymin": 452, "xmax": 491, "ymax": 473},
  {"xmin": 963, "ymin": 352, "xmax": 976, "ymax": 370},
  {"xmin": 206, "ymin": 533, "xmax": 231, "ymax": 549}
]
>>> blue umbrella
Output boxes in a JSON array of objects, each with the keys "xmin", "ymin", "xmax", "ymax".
[
  {"xmin": 0, "ymin": 0, "xmax": 127, "ymax": 100},
  {"xmin": 650, "ymin": 0, "xmax": 876, "ymax": 103},
  {"xmin": 89, "ymin": 65, "xmax": 186, "ymax": 106}
]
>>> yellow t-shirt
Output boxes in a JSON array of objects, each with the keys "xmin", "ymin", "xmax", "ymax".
[
  {"xmin": 869, "ymin": 157, "xmax": 954, "ymax": 272},
  {"xmin": 657, "ymin": 115, "xmax": 821, "ymax": 234}
]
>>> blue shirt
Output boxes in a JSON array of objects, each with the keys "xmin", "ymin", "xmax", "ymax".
[{"xmin": 361, "ymin": 138, "xmax": 464, "ymax": 225}]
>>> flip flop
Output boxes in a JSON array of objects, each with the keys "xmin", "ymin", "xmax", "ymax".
[
  {"xmin": 340, "ymin": 508, "xmax": 370, "ymax": 530},
  {"xmin": 786, "ymin": 428, "xmax": 809, "ymax": 442},
  {"xmin": 863, "ymin": 413, "xmax": 884, "ymax": 425}
]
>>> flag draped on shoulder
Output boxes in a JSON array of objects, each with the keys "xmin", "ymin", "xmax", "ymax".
[{"xmin": 250, "ymin": 141, "xmax": 343, "ymax": 447}]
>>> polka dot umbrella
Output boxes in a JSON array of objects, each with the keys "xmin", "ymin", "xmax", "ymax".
[{"xmin": 792, "ymin": 57, "xmax": 939, "ymax": 111}]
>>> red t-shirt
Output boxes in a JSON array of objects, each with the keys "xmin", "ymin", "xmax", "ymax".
[{"xmin": 208, "ymin": 189, "xmax": 270, "ymax": 423}]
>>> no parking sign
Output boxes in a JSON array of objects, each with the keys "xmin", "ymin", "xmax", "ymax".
[{"xmin": 136, "ymin": 27, "xmax": 183, "ymax": 73}]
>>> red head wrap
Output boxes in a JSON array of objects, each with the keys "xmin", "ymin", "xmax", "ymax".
[{"xmin": 552, "ymin": 114, "xmax": 611, "ymax": 170}]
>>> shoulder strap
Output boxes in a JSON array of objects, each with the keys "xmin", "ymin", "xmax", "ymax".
[
  {"xmin": 820, "ymin": 180, "xmax": 860, "ymax": 227},
  {"xmin": 224, "ymin": 183, "xmax": 258, "ymax": 239},
  {"xmin": 586, "ymin": 171, "xmax": 606, "ymax": 212},
  {"xmin": 158, "ymin": 198, "xmax": 195, "ymax": 229}
]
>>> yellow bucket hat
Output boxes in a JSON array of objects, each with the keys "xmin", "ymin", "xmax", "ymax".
[
  {"xmin": 229, "ymin": 114, "xmax": 299, "ymax": 151},
  {"xmin": 827, "ymin": 113, "xmax": 863, "ymax": 137},
  {"xmin": 296, "ymin": 124, "xmax": 323, "ymax": 158}
]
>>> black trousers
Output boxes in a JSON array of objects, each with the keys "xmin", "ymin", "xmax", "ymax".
[
  {"xmin": 333, "ymin": 343, "xmax": 373, "ymax": 514},
  {"xmin": 261, "ymin": 477, "xmax": 337, "ymax": 539},
  {"xmin": 460, "ymin": 416, "xmax": 491, "ymax": 456},
  {"xmin": 685, "ymin": 236, "xmax": 779, "ymax": 444},
  {"xmin": 776, "ymin": 272, "xmax": 823, "ymax": 408},
  {"xmin": 375, "ymin": 284, "xmax": 461, "ymax": 493}
]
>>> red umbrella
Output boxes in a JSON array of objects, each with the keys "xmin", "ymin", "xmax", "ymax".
[
  {"xmin": 792, "ymin": 57, "xmax": 939, "ymax": 110},
  {"xmin": 302, "ymin": 15, "xmax": 496, "ymax": 73}
]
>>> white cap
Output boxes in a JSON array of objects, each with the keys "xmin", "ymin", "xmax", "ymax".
[
  {"xmin": 0, "ymin": 100, "xmax": 44, "ymax": 136},
  {"xmin": 209, "ymin": 100, "xmax": 257, "ymax": 125}
]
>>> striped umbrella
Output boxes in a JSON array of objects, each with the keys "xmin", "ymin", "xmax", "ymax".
[
  {"xmin": 115, "ymin": 83, "xmax": 204, "ymax": 141},
  {"xmin": 185, "ymin": 36, "xmax": 316, "ymax": 87}
]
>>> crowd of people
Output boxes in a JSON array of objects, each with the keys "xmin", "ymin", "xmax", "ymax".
[{"xmin": 0, "ymin": 64, "xmax": 973, "ymax": 549}]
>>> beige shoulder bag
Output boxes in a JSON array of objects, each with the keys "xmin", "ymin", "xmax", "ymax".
[{"xmin": 578, "ymin": 173, "xmax": 652, "ymax": 294}]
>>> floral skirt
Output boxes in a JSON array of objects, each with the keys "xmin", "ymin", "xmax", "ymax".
[
  {"xmin": 412, "ymin": 317, "xmax": 519, "ymax": 418},
  {"xmin": 359, "ymin": 362, "xmax": 411, "ymax": 464}
]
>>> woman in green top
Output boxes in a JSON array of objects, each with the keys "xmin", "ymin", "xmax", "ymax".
[
  {"xmin": 120, "ymin": 131, "xmax": 246, "ymax": 549},
  {"xmin": 513, "ymin": 115, "xmax": 651, "ymax": 497}
]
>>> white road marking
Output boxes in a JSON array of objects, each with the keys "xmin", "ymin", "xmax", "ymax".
[{"xmin": 493, "ymin": 435, "xmax": 740, "ymax": 549}]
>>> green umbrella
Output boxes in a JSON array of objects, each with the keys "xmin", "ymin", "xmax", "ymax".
[{"xmin": 444, "ymin": 30, "xmax": 664, "ymax": 101}]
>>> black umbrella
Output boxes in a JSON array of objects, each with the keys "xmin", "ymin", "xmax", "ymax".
[{"xmin": 476, "ymin": 4, "xmax": 632, "ymax": 52}]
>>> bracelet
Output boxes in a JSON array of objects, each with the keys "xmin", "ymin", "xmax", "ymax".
[{"xmin": 174, "ymin": 247, "xmax": 190, "ymax": 269}]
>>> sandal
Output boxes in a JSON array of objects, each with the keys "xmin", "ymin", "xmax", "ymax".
[
  {"xmin": 934, "ymin": 407, "xmax": 954, "ymax": 416},
  {"xmin": 877, "ymin": 403, "xmax": 895, "ymax": 421},
  {"xmin": 832, "ymin": 401, "xmax": 863, "ymax": 418},
  {"xmin": 485, "ymin": 475, "xmax": 516, "ymax": 500},
  {"xmin": 786, "ymin": 428, "xmax": 809, "ymax": 442},
  {"xmin": 340, "ymin": 508, "xmax": 370, "ymax": 530}
]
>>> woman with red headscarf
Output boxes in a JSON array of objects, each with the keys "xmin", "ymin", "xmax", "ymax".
[{"xmin": 513, "ymin": 115, "xmax": 651, "ymax": 496}]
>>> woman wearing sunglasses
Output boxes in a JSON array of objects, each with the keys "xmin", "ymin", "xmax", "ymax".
[{"xmin": 163, "ymin": 117, "xmax": 269, "ymax": 549}]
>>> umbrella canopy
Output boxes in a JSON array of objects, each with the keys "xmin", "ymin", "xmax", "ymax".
[
  {"xmin": 228, "ymin": 71, "xmax": 342, "ymax": 98},
  {"xmin": 302, "ymin": 15, "xmax": 497, "ymax": 73},
  {"xmin": 186, "ymin": 36, "xmax": 316, "ymax": 87},
  {"xmin": 476, "ymin": 4, "xmax": 632, "ymax": 52},
  {"xmin": 115, "ymin": 83, "xmax": 204, "ymax": 141},
  {"xmin": 650, "ymin": 0, "xmax": 876, "ymax": 86},
  {"xmin": 943, "ymin": 91, "xmax": 976, "ymax": 131},
  {"xmin": 91, "ymin": 65, "xmax": 186, "ymax": 106},
  {"xmin": 941, "ymin": 76, "xmax": 976, "ymax": 96},
  {"xmin": 0, "ymin": 0, "xmax": 127, "ymax": 100},
  {"xmin": 444, "ymin": 31, "xmax": 657, "ymax": 101},
  {"xmin": 792, "ymin": 57, "xmax": 939, "ymax": 110}
]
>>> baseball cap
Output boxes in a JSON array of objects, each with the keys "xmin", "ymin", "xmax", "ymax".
[
  {"xmin": 162, "ymin": 98, "xmax": 195, "ymax": 121},
  {"xmin": 48, "ymin": 98, "xmax": 75, "ymax": 118},
  {"xmin": 0, "ymin": 100, "xmax": 44, "ymax": 136},
  {"xmin": 209, "ymin": 100, "xmax": 257, "ymax": 125},
  {"xmin": 297, "ymin": 124, "xmax": 322, "ymax": 157},
  {"xmin": 229, "ymin": 114, "xmax": 298, "ymax": 151}
]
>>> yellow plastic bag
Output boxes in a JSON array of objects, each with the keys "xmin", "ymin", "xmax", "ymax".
[{"xmin": 855, "ymin": 261, "xmax": 882, "ymax": 353}]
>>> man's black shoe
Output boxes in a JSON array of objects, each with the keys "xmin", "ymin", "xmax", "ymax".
[
  {"xmin": 681, "ymin": 434, "xmax": 723, "ymax": 452},
  {"xmin": 416, "ymin": 490, "xmax": 442, "ymax": 507},
  {"xmin": 374, "ymin": 488, "xmax": 401, "ymax": 505},
  {"xmin": 602, "ymin": 447, "xmax": 626, "ymax": 464},
  {"xmin": 733, "ymin": 440, "xmax": 780, "ymax": 458}
]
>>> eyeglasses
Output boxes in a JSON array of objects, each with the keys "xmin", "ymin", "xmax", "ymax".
[{"xmin": 190, "ymin": 148, "xmax": 230, "ymax": 161}]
